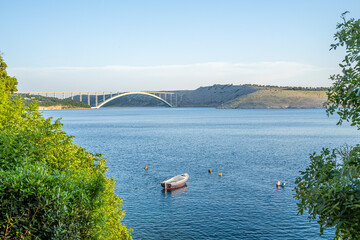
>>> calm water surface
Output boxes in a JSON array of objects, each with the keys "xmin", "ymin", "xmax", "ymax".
[{"xmin": 43, "ymin": 108, "xmax": 360, "ymax": 240}]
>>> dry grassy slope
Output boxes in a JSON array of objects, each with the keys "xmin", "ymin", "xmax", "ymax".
[
  {"xmin": 222, "ymin": 89, "xmax": 327, "ymax": 109},
  {"xmin": 177, "ymin": 84, "xmax": 258, "ymax": 107}
]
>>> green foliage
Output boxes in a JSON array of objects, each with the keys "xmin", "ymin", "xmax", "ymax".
[
  {"xmin": 0, "ymin": 56, "xmax": 17, "ymax": 95},
  {"xmin": 295, "ymin": 146, "xmax": 360, "ymax": 239},
  {"xmin": 0, "ymin": 164, "xmax": 104, "ymax": 239},
  {"xmin": 295, "ymin": 13, "xmax": 360, "ymax": 239},
  {"xmin": 327, "ymin": 12, "xmax": 360, "ymax": 128},
  {"xmin": 0, "ymin": 55, "xmax": 132, "ymax": 239}
]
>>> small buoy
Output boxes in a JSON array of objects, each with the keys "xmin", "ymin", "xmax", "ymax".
[
  {"xmin": 144, "ymin": 166, "xmax": 148, "ymax": 170},
  {"xmin": 208, "ymin": 169, "xmax": 212, "ymax": 173},
  {"xmin": 218, "ymin": 172, "xmax": 222, "ymax": 176},
  {"xmin": 276, "ymin": 180, "xmax": 285, "ymax": 187}
]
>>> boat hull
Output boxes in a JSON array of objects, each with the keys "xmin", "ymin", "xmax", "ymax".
[
  {"xmin": 161, "ymin": 182, "xmax": 187, "ymax": 190},
  {"xmin": 161, "ymin": 173, "xmax": 189, "ymax": 190}
]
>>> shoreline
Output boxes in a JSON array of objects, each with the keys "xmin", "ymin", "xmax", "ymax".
[
  {"xmin": 39, "ymin": 105, "xmax": 327, "ymax": 110},
  {"xmin": 38, "ymin": 105, "xmax": 90, "ymax": 110}
]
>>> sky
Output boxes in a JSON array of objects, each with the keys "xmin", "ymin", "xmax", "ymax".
[{"xmin": 1, "ymin": 0, "xmax": 360, "ymax": 92}]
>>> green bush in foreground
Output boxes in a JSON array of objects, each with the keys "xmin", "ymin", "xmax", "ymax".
[
  {"xmin": 0, "ymin": 55, "xmax": 132, "ymax": 239},
  {"xmin": 294, "ymin": 13, "xmax": 360, "ymax": 239}
]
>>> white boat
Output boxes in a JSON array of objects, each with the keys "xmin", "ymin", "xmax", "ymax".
[{"xmin": 161, "ymin": 173, "xmax": 189, "ymax": 190}]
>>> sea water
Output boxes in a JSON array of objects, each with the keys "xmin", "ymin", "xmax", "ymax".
[{"xmin": 42, "ymin": 108, "xmax": 360, "ymax": 240}]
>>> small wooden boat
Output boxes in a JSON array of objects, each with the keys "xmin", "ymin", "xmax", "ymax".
[{"xmin": 161, "ymin": 173, "xmax": 189, "ymax": 190}]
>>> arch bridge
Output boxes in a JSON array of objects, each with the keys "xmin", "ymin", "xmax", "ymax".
[{"xmin": 16, "ymin": 91, "xmax": 180, "ymax": 109}]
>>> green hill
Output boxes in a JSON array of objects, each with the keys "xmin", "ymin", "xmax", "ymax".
[{"xmin": 14, "ymin": 94, "xmax": 91, "ymax": 109}]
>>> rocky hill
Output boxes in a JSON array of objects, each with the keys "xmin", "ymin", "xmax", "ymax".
[
  {"xmin": 222, "ymin": 89, "xmax": 327, "ymax": 109},
  {"xmin": 175, "ymin": 84, "xmax": 258, "ymax": 107}
]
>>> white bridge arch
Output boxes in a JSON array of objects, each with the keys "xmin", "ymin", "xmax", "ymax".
[{"xmin": 93, "ymin": 91, "xmax": 175, "ymax": 109}]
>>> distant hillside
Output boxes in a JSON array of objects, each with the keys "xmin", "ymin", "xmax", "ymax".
[
  {"xmin": 175, "ymin": 84, "xmax": 327, "ymax": 108},
  {"xmin": 71, "ymin": 84, "xmax": 329, "ymax": 109},
  {"xmin": 175, "ymin": 84, "xmax": 258, "ymax": 107},
  {"xmin": 222, "ymin": 89, "xmax": 327, "ymax": 109},
  {"xmin": 14, "ymin": 94, "xmax": 91, "ymax": 109}
]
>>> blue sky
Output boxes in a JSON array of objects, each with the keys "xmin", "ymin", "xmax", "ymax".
[{"xmin": 2, "ymin": 0, "xmax": 360, "ymax": 91}]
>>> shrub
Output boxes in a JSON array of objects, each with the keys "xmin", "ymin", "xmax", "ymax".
[{"xmin": 0, "ymin": 55, "xmax": 132, "ymax": 239}]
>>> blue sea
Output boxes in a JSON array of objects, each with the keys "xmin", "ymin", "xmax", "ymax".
[{"xmin": 42, "ymin": 108, "xmax": 359, "ymax": 240}]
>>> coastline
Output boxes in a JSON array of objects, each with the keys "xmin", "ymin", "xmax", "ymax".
[{"xmin": 38, "ymin": 105, "xmax": 90, "ymax": 110}]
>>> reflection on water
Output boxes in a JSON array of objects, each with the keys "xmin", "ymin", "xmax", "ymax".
[{"xmin": 162, "ymin": 185, "xmax": 188, "ymax": 196}]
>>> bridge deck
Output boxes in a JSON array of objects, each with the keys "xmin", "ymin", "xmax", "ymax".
[{"xmin": 15, "ymin": 91, "xmax": 179, "ymax": 108}]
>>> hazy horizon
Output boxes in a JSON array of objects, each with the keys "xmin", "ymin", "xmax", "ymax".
[{"xmin": 2, "ymin": 0, "xmax": 360, "ymax": 91}]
